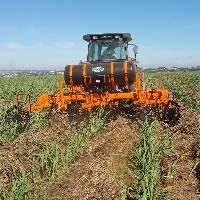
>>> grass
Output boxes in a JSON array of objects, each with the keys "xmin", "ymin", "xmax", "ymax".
[
  {"xmin": 0, "ymin": 105, "xmax": 52, "ymax": 146},
  {"xmin": 37, "ymin": 108, "xmax": 106, "ymax": 180},
  {"xmin": 127, "ymin": 119, "xmax": 172, "ymax": 200},
  {"xmin": 38, "ymin": 143, "xmax": 60, "ymax": 179},
  {"xmin": 162, "ymin": 76, "xmax": 200, "ymax": 112},
  {"xmin": 0, "ymin": 168, "xmax": 32, "ymax": 200},
  {"xmin": 0, "ymin": 75, "xmax": 61, "ymax": 146}
]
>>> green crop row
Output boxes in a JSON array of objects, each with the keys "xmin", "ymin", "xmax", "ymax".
[
  {"xmin": 165, "ymin": 72, "xmax": 200, "ymax": 92},
  {"xmin": 144, "ymin": 73, "xmax": 156, "ymax": 89},
  {"xmin": 127, "ymin": 119, "xmax": 172, "ymax": 200},
  {"xmin": 0, "ymin": 76, "xmax": 62, "ymax": 145},
  {"xmin": 162, "ymin": 76, "xmax": 200, "ymax": 112},
  {"xmin": 0, "ymin": 108, "xmax": 106, "ymax": 199},
  {"xmin": 0, "ymin": 75, "xmax": 61, "ymax": 103}
]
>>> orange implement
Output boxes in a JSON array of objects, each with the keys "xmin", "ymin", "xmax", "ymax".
[{"xmin": 16, "ymin": 75, "xmax": 169, "ymax": 113}]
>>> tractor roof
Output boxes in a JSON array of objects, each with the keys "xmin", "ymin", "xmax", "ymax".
[{"xmin": 83, "ymin": 33, "xmax": 132, "ymax": 42}]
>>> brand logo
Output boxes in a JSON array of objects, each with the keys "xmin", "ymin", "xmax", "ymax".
[{"xmin": 92, "ymin": 67, "xmax": 104, "ymax": 73}]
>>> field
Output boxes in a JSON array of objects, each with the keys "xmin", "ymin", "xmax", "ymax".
[{"xmin": 0, "ymin": 71, "xmax": 199, "ymax": 199}]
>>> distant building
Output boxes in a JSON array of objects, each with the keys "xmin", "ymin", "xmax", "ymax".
[
  {"xmin": 158, "ymin": 67, "xmax": 167, "ymax": 71},
  {"xmin": 49, "ymin": 70, "xmax": 55, "ymax": 74}
]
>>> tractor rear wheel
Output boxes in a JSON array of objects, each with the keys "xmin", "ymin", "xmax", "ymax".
[
  {"xmin": 137, "ymin": 67, "xmax": 145, "ymax": 90},
  {"xmin": 130, "ymin": 67, "xmax": 145, "ymax": 91}
]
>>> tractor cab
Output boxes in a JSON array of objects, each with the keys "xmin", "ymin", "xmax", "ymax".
[{"xmin": 83, "ymin": 33, "xmax": 137, "ymax": 63}]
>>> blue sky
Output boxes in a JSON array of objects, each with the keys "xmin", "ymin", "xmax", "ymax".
[{"xmin": 0, "ymin": 0, "xmax": 199, "ymax": 70}]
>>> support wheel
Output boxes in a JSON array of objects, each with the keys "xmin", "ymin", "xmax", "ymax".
[{"xmin": 162, "ymin": 100, "xmax": 181, "ymax": 125}]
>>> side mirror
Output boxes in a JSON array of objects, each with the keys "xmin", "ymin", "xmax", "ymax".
[
  {"xmin": 133, "ymin": 45, "xmax": 138, "ymax": 54},
  {"xmin": 133, "ymin": 45, "xmax": 138, "ymax": 59}
]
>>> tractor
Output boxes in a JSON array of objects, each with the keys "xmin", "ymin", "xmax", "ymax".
[{"xmin": 14, "ymin": 33, "xmax": 180, "ymax": 123}]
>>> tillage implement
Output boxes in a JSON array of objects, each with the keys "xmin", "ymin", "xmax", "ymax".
[{"xmin": 16, "ymin": 33, "xmax": 180, "ymax": 122}]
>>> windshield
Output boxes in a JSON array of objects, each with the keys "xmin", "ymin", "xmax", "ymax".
[{"xmin": 88, "ymin": 39, "xmax": 127, "ymax": 62}]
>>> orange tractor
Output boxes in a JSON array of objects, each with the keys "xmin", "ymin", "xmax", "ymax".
[{"xmin": 15, "ymin": 33, "xmax": 180, "ymax": 123}]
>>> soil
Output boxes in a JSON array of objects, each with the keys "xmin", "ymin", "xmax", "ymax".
[
  {"xmin": 156, "ymin": 74, "xmax": 200, "ymax": 200},
  {"xmin": 166, "ymin": 101, "xmax": 200, "ymax": 200},
  {"xmin": 0, "ymin": 115, "xmax": 137, "ymax": 200},
  {"xmin": 48, "ymin": 116, "xmax": 136, "ymax": 200}
]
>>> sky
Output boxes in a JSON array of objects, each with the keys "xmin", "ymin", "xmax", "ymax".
[{"xmin": 0, "ymin": 0, "xmax": 200, "ymax": 70}]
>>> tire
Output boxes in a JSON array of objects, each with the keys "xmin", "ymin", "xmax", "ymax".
[
  {"xmin": 130, "ymin": 67, "xmax": 145, "ymax": 91},
  {"xmin": 136, "ymin": 67, "xmax": 145, "ymax": 90}
]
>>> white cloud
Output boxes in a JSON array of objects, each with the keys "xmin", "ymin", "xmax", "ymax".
[{"xmin": 4, "ymin": 43, "xmax": 26, "ymax": 50}]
